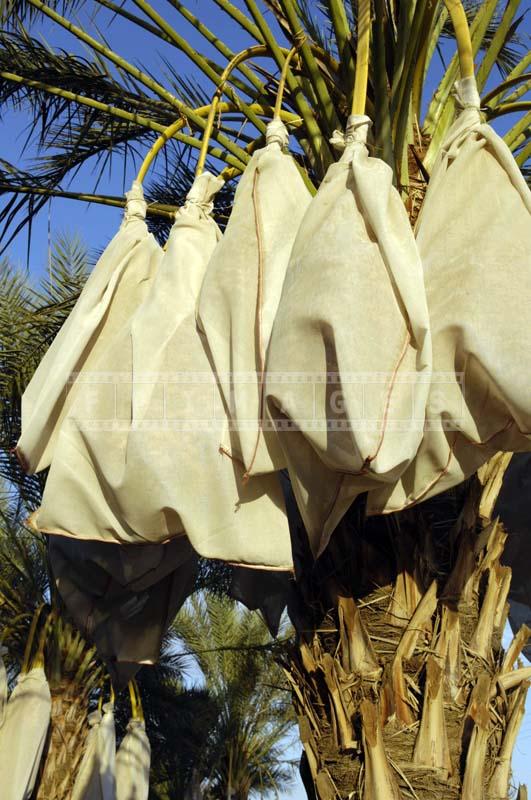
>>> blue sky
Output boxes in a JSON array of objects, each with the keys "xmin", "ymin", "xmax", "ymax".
[
  {"xmin": 1, "ymin": 1, "xmax": 530, "ymax": 794},
  {"xmin": 3, "ymin": 0, "xmax": 528, "ymax": 274},
  {"xmin": 2, "ymin": 0, "xmax": 261, "ymax": 274}
]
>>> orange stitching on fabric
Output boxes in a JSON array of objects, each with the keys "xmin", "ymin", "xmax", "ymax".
[
  {"xmin": 366, "ymin": 330, "xmax": 411, "ymax": 465},
  {"xmin": 243, "ymin": 166, "xmax": 266, "ymax": 483},
  {"xmin": 465, "ymin": 417, "xmax": 514, "ymax": 446},
  {"xmin": 27, "ymin": 510, "xmax": 184, "ymax": 546},
  {"xmin": 379, "ymin": 434, "xmax": 458, "ymax": 514},
  {"xmin": 378, "ymin": 418, "xmax": 517, "ymax": 516},
  {"xmin": 219, "ymin": 444, "xmax": 233, "ymax": 458},
  {"xmin": 219, "ymin": 444, "xmax": 247, "ymax": 470}
]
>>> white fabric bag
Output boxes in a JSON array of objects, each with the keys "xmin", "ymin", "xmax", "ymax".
[
  {"xmin": 72, "ymin": 710, "xmax": 102, "ymax": 800},
  {"xmin": 16, "ymin": 182, "xmax": 162, "ymax": 474},
  {"xmin": 0, "ymin": 666, "xmax": 51, "ymax": 800},
  {"xmin": 0, "ymin": 646, "xmax": 7, "ymax": 727},
  {"xmin": 34, "ymin": 174, "xmax": 293, "ymax": 570},
  {"xmin": 367, "ymin": 77, "xmax": 531, "ymax": 514},
  {"xmin": 197, "ymin": 120, "xmax": 312, "ymax": 476},
  {"xmin": 266, "ymin": 115, "xmax": 431, "ymax": 554},
  {"xmin": 115, "ymin": 718, "xmax": 150, "ymax": 800},
  {"xmin": 72, "ymin": 704, "xmax": 116, "ymax": 800}
]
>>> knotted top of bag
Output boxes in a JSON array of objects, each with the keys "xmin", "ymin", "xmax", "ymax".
[
  {"xmin": 265, "ymin": 118, "xmax": 289, "ymax": 150},
  {"xmin": 454, "ymin": 75, "xmax": 481, "ymax": 111},
  {"xmin": 445, "ymin": 76, "xmax": 531, "ymax": 210},
  {"xmin": 330, "ymin": 114, "xmax": 372, "ymax": 155},
  {"xmin": 87, "ymin": 709, "xmax": 102, "ymax": 727},
  {"xmin": 452, "ymin": 75, "xmax": 483, "ymax": 128},
  {"xmin": 124, "ymin": 180, "xmax": 147, "ymax": 222},
  {"xmin": 125, "ymin": 717, "xmax": 147, "ymax": 733},
  {"xmin": 439, "ymin": 76, "xmax": 483, "ymax": 159},
  {"xmin": 183, "ymin": 171, "xmax": 225, "ymax": 216}
]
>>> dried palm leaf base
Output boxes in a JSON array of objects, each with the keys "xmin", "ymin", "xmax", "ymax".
[{"xmin": 282, "ymin": 455, "xmax": 530, "ymax": 799}]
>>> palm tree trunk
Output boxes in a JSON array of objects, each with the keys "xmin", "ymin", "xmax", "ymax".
[
  {"xmin": 35, "ymin": 680, "xmax": 90, "ymax": 800},
  {"xmin": 284, "ymin": 455, "xmax": 530, "ymax": 799}
]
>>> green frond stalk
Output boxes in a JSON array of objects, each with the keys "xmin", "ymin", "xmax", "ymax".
[
  {"xmin": 411, "ymin": 1, "xmax": 441, "ymax": 121},
  {"xmin": 421, "ymin": 4, "xmax": 449, "ymax": 79},
  {"xmin": 501, "ymin": 77, "xmax": 531, "ymax": 106},
  {"xmin": 244, "ymin": 0, "xmax": 332, "ymax": 171},
  {"xmin": 475, "ymin": 0, "xmax": 523, "ymax": 92},
  {"xmin": 93, "ymin": 0, "xmax": 176, "ymax": 45},
  {"xmin": 486, "ymin": 101, "xmax": 531, "ymax": 120},
  {"xmin": 373, "ymin": 0, "xmax": 395, "ymax": 169},
  {"xmin": 504, "ymin": 111, "xmax": 531, "ymax": 151},
  {"xmin": 0, "ymin": 71, "xmax": 248, "ymax": 171},
  {"xmin": 504, "ymin": 50, "xmax": 531, "ymax": 82},
  {"xmin": 25, "ymin": 0, "xmax": 183, "ymax": 109},
  {"xmin": 483, "ymin": 50, "xmax": 531, "ymax": 110},
  {"xmin": 166, "ymin": 0, "xmax": 265, "ymax": 95},
  {"xmin": 393, "ymin": 1, "xmax": 433, "ymax": 185},
  {"xmin": 515, "ymin": 140, "xmax": 531, "ymax": 167},
  {"xmin": 212, "ymin": 0, "xmax": 265, "ymax": 44},
  {"xmin": 26, "ymin": 0, "xmax": 251, "ymax": 167},
  {"xmin": 327, "ymin": 0, "xmax": 353, "ymax": 71},
  {"xmin": 391, "ymin": 0, "xmax": 417, "ymax": 100},
  {"xmin": 482, "ymin": 72, "xmax": 531, "ymax": 106},
  {"xmin": 280, "ymin": 0, "xmax": 341, "ymax": 134},
  {"xmin": 131, "ymin": 0, "xmax": 269, "ymax": 135},
  {"xmin": 0, "ymin": 184, "xmax": 178, "ymax": 217},
  {"xmin": 423, "ymin": 0, "xmax": 497, "ymax": 149}
]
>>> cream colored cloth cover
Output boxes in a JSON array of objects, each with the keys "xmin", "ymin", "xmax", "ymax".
[
  {"xmin": 72, "ymin": 710, "xmax": 102, "ymax": 800},
  {"xmin": 72, "ymin": 704, "xmax": 116, "ymax": 800},
  {"xmin": 115, "ymin": 718, "xmax": 150, "ymax": 800},
  {"xmin": 367, "ymin": 77, "xmax": 531, "ymax": 514},
  {"xmin": 0, "ymin": 647, "xmax": 7, "ymax": 726},
  {"xmin": 35, "ymin": 174, "xmax": 292, "ymax": 570},
  {"xmin": 197, "ymin": 120, "xmax": 312, "ymax": 476},
  {"xmin": 0, "ymin": 666, "xmax": 51, "ymax": 800},
  {"xmin": 16, "ymin": 182, "xmax": 162, "ymax": 474},
  {"xmin": 266, "ymin": 115, "xmax": 431, "ymax": 555}
]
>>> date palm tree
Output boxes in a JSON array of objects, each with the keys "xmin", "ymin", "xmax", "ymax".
[
  {"xmin": 0, "ymin": 492, "xmax": 106, "ymax": 800},
  {"xmin": 172, "ymin": 592, "xmax": 296, "ymax": 799},
  {"xmin": 0, "ymin": 239, "xmax": 106, "ymax": 800},
  {"xmin": 0, "ymin": 241, "xmax": 295, "ymax": 799},
  {"xmin": 0, "ymin": 491, "xmax": 291, "ymax": 800},
  {"xmin": 0, "ymin": 1, "xmax": 529, "ymax": 799}
]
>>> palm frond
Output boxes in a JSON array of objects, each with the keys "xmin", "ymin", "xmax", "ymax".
[
  {"xmin": 173, "ymin": 591, "xmax": 295, "ymax": 798},
  {"xmin": 0, "ymin": 0, "xmax": 86, "ymax": 26},
  {"xmin": 0, "ymin": 506, "xmax": 49, "ymax": 663},
  {"xmin": 0, "ymin": 236, "xmax": 89, "ymax": 498},
  {"xmin": 0, "ymin": 28, "xmax": 157, "ymax": 121}
]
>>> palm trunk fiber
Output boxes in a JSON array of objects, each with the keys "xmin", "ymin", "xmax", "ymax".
[
  {"xmin": 284, "ymin": 455, "xmax": 530, "ymax": 800},
  {"xmin": 36, "ymin": 680, "xmax": 90, "ymax": 800},
  {"xmin": 35, "ymin": 619, "xmax": 101, "ymax": 800}
]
